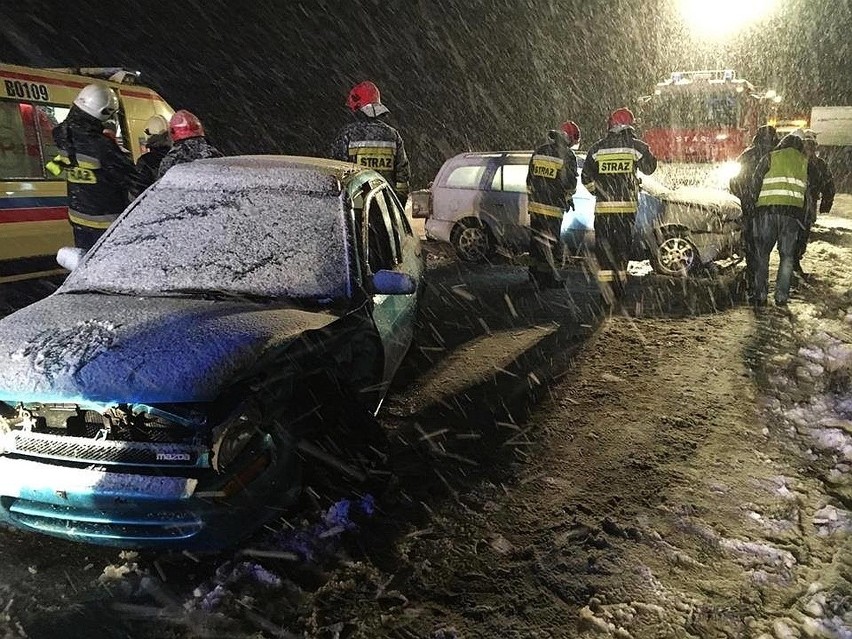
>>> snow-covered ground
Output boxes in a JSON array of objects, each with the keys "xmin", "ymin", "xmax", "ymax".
[{"xmin": 0, "ymin": 193, "xmax": 850, "ymax": 639}]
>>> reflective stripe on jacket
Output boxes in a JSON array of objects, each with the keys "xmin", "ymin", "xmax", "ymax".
[
  {"xmin": 331, "ymin": 116, "xmax": 410, "ymax": 199},
  {"xmin": 526, "ymin": 131, "xmax": 577, "ymax": 214},
  {"xmin": 51, "ymin": 106, "xmax": 134, "ymax": 224},
  {"xmin": 581, "ymin": 128, "xmax": 656, "ymax": 215},
  {"xmin": 528, "ymin": 201, "xmax": 564, "ymax": 218},
  {"xmin": 756, "ymin": 147, "xmax": 807, "ymax": 209}
]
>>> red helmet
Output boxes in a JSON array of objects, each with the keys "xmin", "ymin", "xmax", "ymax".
[
  {"xmin": 169, "ymin": 109, "xmax": 205, "ymax": 142},
  {"xmin": 560, "ymin": 120, "xmax": 581, "ymax": 144},
  {"xmin": 608, "ymin": 107, "xmax": 635, "ymax": 129},
  {"xmin": 346, "ymin": 81, "xmax": 382, "ymax": 112}
]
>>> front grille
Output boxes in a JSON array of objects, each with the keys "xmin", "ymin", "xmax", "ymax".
[
  {"xmin": 7, "ymin": 432, "xmax": 208, "ymax": 468},
  {"xmin": 6, "ymin": 499, "xmax": 203, "ymax": 543}
]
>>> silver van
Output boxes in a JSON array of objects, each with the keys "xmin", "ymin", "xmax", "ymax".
[{"xmin": 411, "ymin": 151, "xmax": 743, "ymax": 276}]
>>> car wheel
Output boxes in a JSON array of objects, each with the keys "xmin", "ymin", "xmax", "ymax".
[
  {"xmin": 651, "ymin": 230, "xmax": 700, "ymax": 277},
  {"xmin": 451, "ymin": 218, "xmax": 495, "ymax": 263}
]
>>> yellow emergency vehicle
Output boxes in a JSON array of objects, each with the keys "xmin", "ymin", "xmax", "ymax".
[{"xmin": 0, "ymin": 63, "xmax": 174, "ymax": 283}]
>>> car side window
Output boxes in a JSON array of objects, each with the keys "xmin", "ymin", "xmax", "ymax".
[
  {"xmin": 443, "ymin": 165, "xmax": 486, "ymax": 189},
  {"xmin": 501, "ymin": 164, "xmax": 529, "ymax": 193},
  {"xmin": 365, "ymin": 190, "xmax": 397, "ymax": 273}
]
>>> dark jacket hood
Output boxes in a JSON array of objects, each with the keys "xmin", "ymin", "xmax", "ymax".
[
  {"xmin": 52, "ymin": 105, "xmax": 104, "ymax": 148},
  {"xmin": 776, "ymin": 134, "xmax": 805, "ymax": 152},
  {"xmin": 753, "ymin": 125, "xmax": 778, "ymax": 148}
]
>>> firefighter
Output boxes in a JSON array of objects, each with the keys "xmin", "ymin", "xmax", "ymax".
[
  {"xmin": 331, "ymin": 81, "xmax": 410, "ymax": 205},
  {"xmin": 749, "ymin": 130, "xmax": 811, "ymax": 307},
  {"xmin": 157, "ymin": 110, "xmax": 222, "ymax": 178},
  {"xmin": 729, "ymin": 125, "xmax": 779, "ymax": 297},
  {"xmin": 48, "ymin": 83, "xmax": 135, "ymax": 250},
  {"xmin": 794, "ymin": 129, "xmax": 835, "ymax": 279},
  {"xmin": 129, "ymin": 115, "xmax": 172, "ymax": 198},
  {"xmin": 526, "ymin": 121, "xmax": 579, "ymax": 288},
  {"xmin": 581, "ymin": 107, "xmax": 657, "ymax": 302}
]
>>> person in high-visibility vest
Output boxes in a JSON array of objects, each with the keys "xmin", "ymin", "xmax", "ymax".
[
  {"xmin": 582, "ymin": 108, "xmax": 657, "ymax": 302},
  {"xmin": 49, "ymin": 83, "xmax": 135, "ymax": 250},
  {"xmin": 749, "ymin": 129, "xmax": 812, "ymax": 307},
  {"xmin": 729, "ymin": 125, "xmax": 779, "ymax": 300},
  {"xmin": 525, "ymin": 121, "xmax": 579, "ymax": 288}
]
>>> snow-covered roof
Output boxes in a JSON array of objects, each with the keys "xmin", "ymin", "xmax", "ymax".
[
  {"xmin": 62, "ymin": 157, "xmax": 357, "ymax": 301},
  {"xmin": 157, "ymin": 155, "xmax": 359, "ymax": 192}
]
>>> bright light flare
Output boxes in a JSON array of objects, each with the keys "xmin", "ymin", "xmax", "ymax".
[
  {"xmin": 679, "ymin": 0, "xmax": 778, "ymax": 39},
  {"xmin": 711, "ymin": 161, "xmax": 742, "ymax": 189}
]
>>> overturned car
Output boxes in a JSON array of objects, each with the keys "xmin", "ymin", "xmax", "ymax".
[{"xmin": 0, "ymin": 156, "xmax": 424, "ymax": 550}]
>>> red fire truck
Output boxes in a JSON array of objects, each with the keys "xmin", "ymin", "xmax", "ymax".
[{"xmin": 638, "ymin": 70, "xmax": 765, "ymax": 162}]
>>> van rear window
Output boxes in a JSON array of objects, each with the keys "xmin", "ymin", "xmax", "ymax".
[{"xmin": 443, "ymin": 165, "xmax": 487, "ymax": 189}]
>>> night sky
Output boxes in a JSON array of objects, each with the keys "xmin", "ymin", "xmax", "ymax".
[{"xmin": 1, "ymin": 0, "xmax": 849, "ymax": 185}]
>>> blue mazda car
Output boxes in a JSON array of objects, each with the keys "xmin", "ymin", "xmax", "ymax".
[{"xmin": 0, "ymin": 156, "xmax": 424, "ymax": 550}]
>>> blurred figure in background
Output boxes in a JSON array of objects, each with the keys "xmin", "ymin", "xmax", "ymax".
[
  {"xmin": 331, "ymin": 81, "xmax": 410, "ymax": 205},
  {"xmin": 129, "ymin": 114, "xmax": 171, "ymax": 198},
  {"xmin": 794, "ymin": 128, "xmax": 835, "ymax": 280},
  {"xmin": 730, "ymin": 125, "xmax": 779, "ymax": 298},
  {"xmin": 526, "ymin": 121, "xmax": 579, "ymax": 288},
  {"xmin": 157, "ymin": 110, "xmax": 222, "ymax": 178}
]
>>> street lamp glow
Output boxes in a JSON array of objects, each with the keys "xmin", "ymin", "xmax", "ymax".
[{"xmin": 679, "ymin": 0, "xmax": 777, "ymax": 39}]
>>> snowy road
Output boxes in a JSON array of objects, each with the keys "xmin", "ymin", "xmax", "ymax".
[{"xmin": 0, "ymin": 196, "xmax": 850, "ymax": 638}]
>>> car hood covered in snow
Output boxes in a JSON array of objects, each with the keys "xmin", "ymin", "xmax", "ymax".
[{"xmin": 0, "ymin": 293, "xmax": 339, "ymax": 404}]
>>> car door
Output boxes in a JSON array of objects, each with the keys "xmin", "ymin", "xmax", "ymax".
[
  {"xmin": 488, "ymin": 158, "xmax": 531, "ymax": 247},
  {"xmin": 479, "ymin": 155, "xmax": 527, "ymax": 245},
  {"xmin": 363, "ymin": 184, "xmax": 420, "ymax": 388}
]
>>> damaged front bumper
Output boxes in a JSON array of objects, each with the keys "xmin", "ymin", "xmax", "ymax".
[{"xmin": 0, "ymin": 433, "xmax": 297, "ymax": 550}]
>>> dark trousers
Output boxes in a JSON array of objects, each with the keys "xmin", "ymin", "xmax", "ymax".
[
  {"xmin": 594, "ymin": 212, "xmax": 635, "ymax": 298},
  {"xmin": 741, "ymin": 209, "xmax": 756, "ymax": 287},
  {"xmin": 794, "ymin": 208, "xmax": 816, "ymax": 270},
  {"xmin": 751, "ymin": 209, "xmax": 800, "ymax": 304},
  {"xmin": 529, "ymin": 212, "xmax": 563, "ymax": 284},
  {"xmin": 71, "ymin": 223, "xmax": 105, "ymax": 251}
]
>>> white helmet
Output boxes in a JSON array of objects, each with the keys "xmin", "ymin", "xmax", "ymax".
[
  {"xmin": 143, "ymin": 114, "xmax": 169, "ymax": 137},
  {"xmin": 73, "ymin": 83, "xmax": 119, "ymax": 121}
]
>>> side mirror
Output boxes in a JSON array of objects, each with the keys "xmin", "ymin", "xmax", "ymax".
[
  {"xmin": 56, "ymin": 246, "xmax": 86, "ymax": 272},
  {"xmin": 370, "ymin": 270, "xmax": 416, "ymax": 295}
]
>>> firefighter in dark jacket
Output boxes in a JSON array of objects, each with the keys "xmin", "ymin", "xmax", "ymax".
[
  {"xmin": 129, "ymin": 114, "xmax": 171, "ymax": 198},
  {"xmin": 729, "ymin": 125, "xmax": 778, "ymax": 294},
  {"xmin": 581, "ymin": 107, "xmax": 657, "ymax": 301},
  {"xmin": 157, "ymin": 110, "xmax": 222, "ymax": 179},
  {"xmin": 331, "ymin": 81, "xmax": 410, "ymax": 205},
  {"xmin": 795, "ymin": 129, "xmax": 835, "ymax": 278},
  {"xmin": 47, "ymin": 83, "xmax": 134, "ymax": 250},
  {"xmin": 748, "ymin": 130, "xmax": 813, "ymax": 307},
  {"xmin": 526, "ymin": 121, "xmax": 579, "ymax": 287}
]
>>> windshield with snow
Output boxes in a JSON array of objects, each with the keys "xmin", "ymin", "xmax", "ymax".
[{"xmin": 61, "ymin": 184, "xmax": 352, "ymax": 302}]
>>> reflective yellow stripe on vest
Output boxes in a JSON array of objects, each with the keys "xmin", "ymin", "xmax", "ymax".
[
  {"xmin": 68, "ymin": 209, "xmax": 119, "ymax": 229},
  {"xmin": 528, "ymin": 201, "xmax": 564, "ymax": 218},
  {"xmin": 594, "ymin": 200, "xmax": 637, "ymax": 214},
  {"xmin": 756, "ymin": 147, "xmax": 807, "ymax": 208}
]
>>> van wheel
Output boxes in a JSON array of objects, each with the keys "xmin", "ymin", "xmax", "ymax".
[
  {"xmin": 651, "ymin": 230, "xmax": 699, "ymax": 277},
  {"xmin": 451, "ymin": 219, "xmax": 495, "ymax": 262}
]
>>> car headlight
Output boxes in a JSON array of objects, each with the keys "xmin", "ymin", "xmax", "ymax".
[{"xmin": 210, "ymin": 404, "xmax": 262, "ymax": 473}]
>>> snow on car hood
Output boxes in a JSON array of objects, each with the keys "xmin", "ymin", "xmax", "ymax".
[
  {"xmin": 0, "ymin": 293, "xmax": 338, "ymax": 404},
  {"xmin": 659, "ymin": 186, "xmax": 741, "ymax": 211}
]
